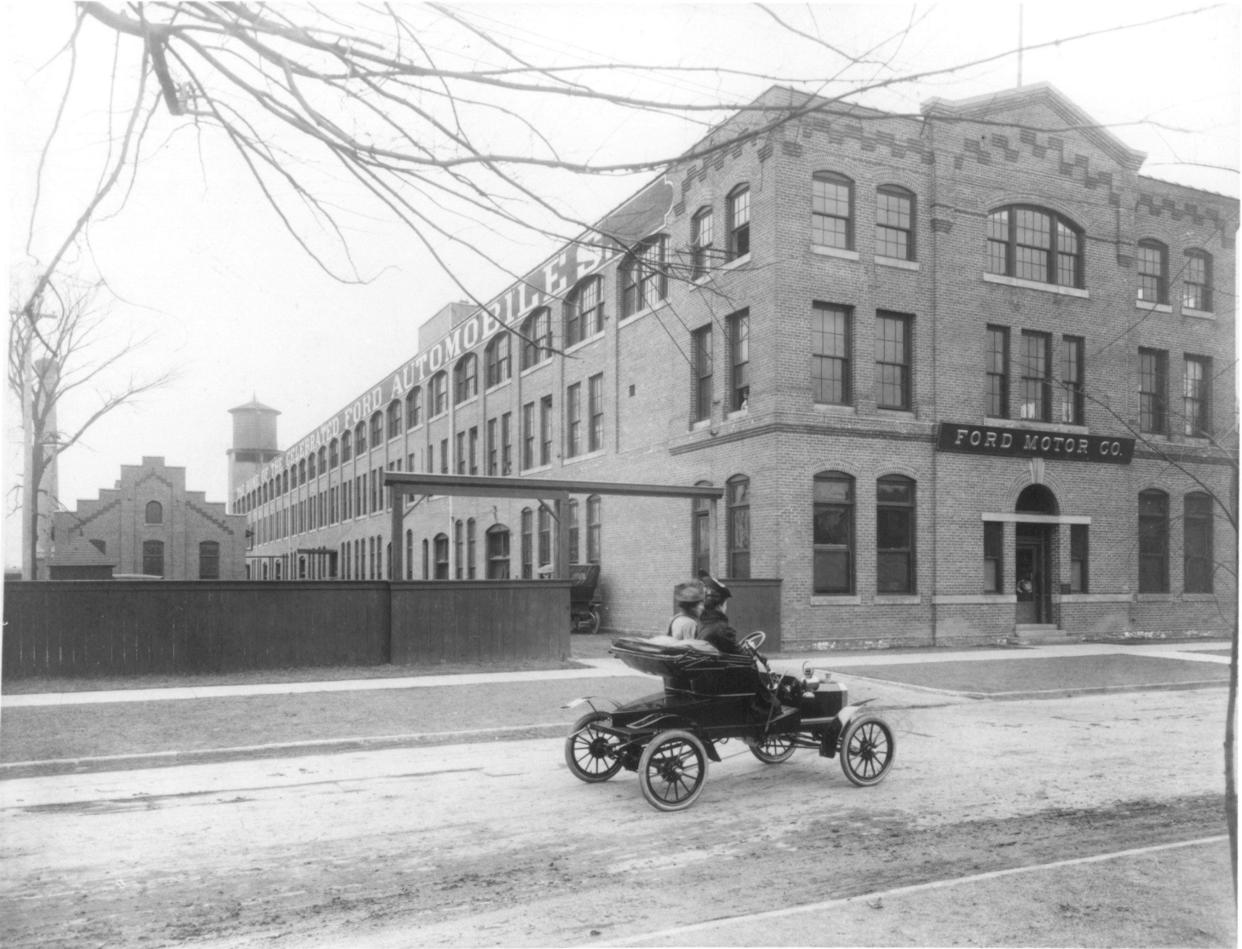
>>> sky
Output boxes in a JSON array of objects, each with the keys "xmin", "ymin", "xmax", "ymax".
[{"xmin": 4, "ymin": 1, "xmax": 1240, "ymax": 571}]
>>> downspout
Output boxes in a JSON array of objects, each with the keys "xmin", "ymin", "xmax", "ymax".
[{"xmin": 926, "ymin": 114, "xmax": 941, "ymax": 646}]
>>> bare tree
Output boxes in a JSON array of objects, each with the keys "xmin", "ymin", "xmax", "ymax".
[{"xmin": 8, "ymin": 279, "xmax": 172, "ymax": 578}]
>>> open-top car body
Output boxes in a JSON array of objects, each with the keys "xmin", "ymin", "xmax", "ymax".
[{"xmin": 563, "ymin": 632, "xmax": 895, "ymax": 811}]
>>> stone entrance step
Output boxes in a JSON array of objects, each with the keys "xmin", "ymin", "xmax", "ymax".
[{"xmin": 1014, "ymin": 624, "xmax": 1066, "ymax": 645}]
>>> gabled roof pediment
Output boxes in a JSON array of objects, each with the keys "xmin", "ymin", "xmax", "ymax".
[{"xmin": 921, "ymin": 83, "xmax": 1145, "ymax": 171}]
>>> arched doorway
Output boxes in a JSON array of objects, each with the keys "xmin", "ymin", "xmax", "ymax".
[{"xmin": 1015, "ymin": 485, "xmax": 1058, "ymax": 624}]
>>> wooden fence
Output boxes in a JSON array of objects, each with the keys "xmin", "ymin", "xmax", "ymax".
[{"xmin": 2, "ymin": 580, "xmax": 571, "ymax": 680}]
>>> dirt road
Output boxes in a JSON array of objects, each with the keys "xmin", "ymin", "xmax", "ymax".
[{"xmin": 1, "ymin": 680, "xmax": 1233, "ymax": 947}]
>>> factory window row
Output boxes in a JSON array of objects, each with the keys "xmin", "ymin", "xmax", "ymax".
[{"xmin": 1136, "ymin": 241, "xmax": 1216, "ymax": 311}]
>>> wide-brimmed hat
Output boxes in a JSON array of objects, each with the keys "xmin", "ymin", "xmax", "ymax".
[
  {"xmin": 697, "ymin": 570, "xmax": 731, "ymax": 601},
  {"xmin": 674, "ymin": 581, "xmax": 704, "ymax": 604}
]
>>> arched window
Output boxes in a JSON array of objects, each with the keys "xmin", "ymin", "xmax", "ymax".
[
  {"xmin": 726, "ymin": 184, "xmax": 750, "ymax": 259},
  {"xmin": 486, "ymin": 525, "xmax": 511, "ymax": 579},
  {"xmin": 317, "ymin": 447, "xmax": 327, "ymax": 474},
  {"xmin": 812, "ymin": 172, "xmax": 854, "ymax": 249},
  {"xmin": 691, "ymin": 481, "xmax": 713, "ymax": 576},
  {"xmin": 454, "ymin": 353, "xmax": 479, "ymax": 404},
  {"xmin": 876, "ymin": 185, "xmax": 915, "ymax": 260},
  {"xmin": 1137, "ymin": 239, "xmax": 1168, "ymax": 304},
  {"xmin": 387, "ymin": 399, "xmax": 402, "ymax": 439},
  {"xmin": 520, "ymin": 308, "xmax": 553, "ymax": 370},
  {"xmin": 199, "ymin": 541, "xmax": 220, "ymax": 579},
  {"xmin": 429, "ymin": 371, "xmax": 448, "ymax": 417},
  {"xmin": 485, "ymin": 333, "xmax": 512, "ymax": 388},
  {"xmin": 1183, "ymin": 249, "xmax": 1213, "ymax": 312},
  {"xmin": 307, "ymin": 453, "xmax": 316, "ymax": 480},
  {"xmin": 726, "ymin": 475, "xmax": 750, "ymax": 579},
  {"xmin": 620, "ymin": 235, "xmax": 668, "ymax": 317},
  {"xmin": 143, "ymin": 539, "xmax": 165, "ymax": 577},
  {"xmin": 433, "ymin": 533, "xmax": 449, "ymax": 579},
  {"xmin": 520, "ymin": 507, "xmax": 534, "ymax": 578},
  {"xmin": 340, "ymin": 431, "xmax": 351, "ymax": 463},
  {"xmin": 565, "ymin": 276, "xmax": 604, "ymax": 347},
  {"xmin": 369, "ymin": 411, "xmax": 383, "ymax": 448},
  {"xmin": 691, "ymin": 206, "xmax": 714, "ymax": 278},
  {"xmin": 587, "ymin": 495, "xmax": 602, "ymax": 564},
  {"xmin": 813, "ymin": 471, "xmax": 853, "ymax": 594},
  {"xmin": 1138, "ymin": 489, "xmax": 1169, "ymax": 593},
  {"xmin": 1184, "ymin": 492, "xmax": 1214, "ymax": 593},
  {"xmin": 466, "ymin": 517, "xmax": 477, "ymax": 579},
  {"xmin": 354, "ymin": 420, "xmax": 367, "ymax": 454},
  {"xmin": 405, "ymin": 529, "xmax": 414, "ymax": 580},
  {"xmin": 406, "ymin": 387, "xmax": 422, "ymax": 428},
  {"xmin": 421, "ymin": 538, "xmax": 429, "ymax": 579},
  {"xmin": 297, "ymin": 459, "xmax": 306, "ymax": 485},
  {"xmin": 877, "ymin": 475, "xmax": 916, "ymax": 593},
  {"xmin": 986, "ymin": 205, "xmax": 1083, "ymax": 288},
  {"xmin": 145, "ymin": 501, "xmax": 163, "ymax": 524}
]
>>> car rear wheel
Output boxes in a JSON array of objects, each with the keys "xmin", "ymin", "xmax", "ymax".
[
  {"xmin": 638, "ymin": 730, "xmax": 708, "ymax": 811},
  {"xmin": 564, "ymin": 711, "xmax": 623, "ymax": 782},
  {"xmin": 839, "ymin": 715, "xmax": 895, "ymax": 787}
]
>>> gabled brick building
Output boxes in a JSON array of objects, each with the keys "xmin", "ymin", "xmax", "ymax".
[
  {"xmin": 53, "ymin": 456, "xmax": 247, "ymax": 580},
  {"xmin": 233, "ymin": 84, "xmax": 1237, "ymax": 647}
]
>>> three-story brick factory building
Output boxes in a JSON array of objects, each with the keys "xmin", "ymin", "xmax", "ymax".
[{"xmin": 231, "ymin": 84, "xmax": 1237, "ymax": 648}]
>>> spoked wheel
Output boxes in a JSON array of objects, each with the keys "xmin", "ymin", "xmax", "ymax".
[
  {"xmin": 586, "ymin": 609, "xmax": 601, "ymax": 636},
  {"xmin": 638, "ymin": 730, "xmax": 708, "ymax": 812},
  {"xmin": 564, "ymin": 712, "xmax": 623, "ymax": 783},
  {"xmin": 750, "ymin": 732, "xmax": 797, "ymax": 764},
  {"xmin": 839, "ymin": 715, "xmax": 896, "ymax": 787}
]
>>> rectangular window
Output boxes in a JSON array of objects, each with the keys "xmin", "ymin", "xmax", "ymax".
[
  {"xmin": 520, "ymin": 508, "xmax": 533, "ymax": 579},
  {"xmin": 1138, "ymin": 491, "xmax": 1169, "ymax": 593},
  {"xmin": 813, "ymin": 474, "xmax": 853, "ymax": 594},
  {"xmin": 876, "ymin": 477, "xmax": 915, "ymax": 593},
  {"xmin": 537, "ymin": 505, "xmax": 552, "ymax": 570},
  {"xmin": 691, "ymin": 326, "xmax": 713, "ymax": 422},
  {"xmin": 1183, "ymin": 252, "xmax": 1212, "ymax": 311},
  {"xmin": 812, "ymin": 303, "xmax": 850, "ymax": 405},
  {"xmin": 469, "ymin": 425, "xmax": 479, "ymax": 475},
  {"xmin": 439, "ymin": 437, "xmax": 448, "ymax": 474},
  {"xmin": 501, "ymin": 412, "xmax": 513, "ymax": 475},
  {"xmin": 1183, "ymin": 356, "xmax": 1210, "ymax": 437},
  {"xmin": 727, "ymin": 186, "xmax": 750, "ymax": 259},
  {"xmin": 455, "ymin": 431, "xmax": 466, "ymax": 475},
  {"xmin": 812, "ymin": 173, "xmax": 852, "ymax": 249},
  {"xmin": 1070, "ymin": 524, "xmax": 1089, "ymax": 594},
  {"xmin": 588, "ymin": 373, "xmax": 604, "ymax": 452},
  {"xmin": 728, "ymin": 310, "xmax": 750, "ymax": 412},
  {"xmin": 539, "ymin": 395, "xmax": 553, "ymax": 466},
  {"xmin": 691, "ymin": 208, "xmax": 714, "ymax": 278},
  {"xmin": 1184, "ymin": 494, "xmax": 1213, "ymax": 593},
  {"xmin": 566, "ymin": 382, "xmax": 582, "ymax": 457},
  {"xmin": 986, "ymin": 325, "xmax": 1009, "ymax": 418},
  {"xmin": 568, "ymin": 501, "xmax": 580, "ymax": 565},
  {"xmin": 1138, "ymin": 348, "xmax": 1167, "ymax": 434},
  {"xmin": 1018, "ymin": 330, "xmax": 1051, "ymax": 421},
  {"xmin": 876, "ymin": 187, "xmax": 914, "ymax": 260},
  {"xmin": 486, "ymin": 418, "xmax": 498, "ymax": 475},
  {"xmin": 875, "ymin": 311, "xmax": 912, "ymax": 410},
  {"xmin": 521, "ymin": 402, "xmax": 535, "ymax": 470},
  {"xmin": 1061, "ymin": 335, "xmax": 1085, "ymax": 425},
  {"xmin": 426, "ymin": 442, "xmax": 434, "ymax": 475},
  {"xmin": 586, "ymin": 495, "xmax": 602, "ymax": 564},
  {"xmin": 983, "ymin": 522, "xmax": 1002, "ymax": 593}
]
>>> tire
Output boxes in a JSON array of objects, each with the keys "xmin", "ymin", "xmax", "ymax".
[
  {"xmin": 750, "ymin": 733, "xmax": 797, "ymax": 764},
  {"xmin": 839, "ymin": 715, "xmax": 896, "ymax": 787},
  {"xmin": 638, "ymin": 730, "xmax": 708, "ymax": 812},
  {"xmin": 586, "ymin": 609, "xmax": 601, "ymax": 636},
  {"xmin": 564, "ymin": 712, "xmax": 623, "ymax": 783}
]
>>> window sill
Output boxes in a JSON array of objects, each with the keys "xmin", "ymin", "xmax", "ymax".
[
  {"xmin": 520, "ymin": 463, "xmax": 553, "ymax": 475},
  {"xmin": 519, "ymin": 362, "xmax": 551, "ymax": 378},
  {"xmin": 618, "ymin": 301, "xmax": 667, "ymax": 327},
  {"xmin": 874, "ymin": 594, "xmax": 920, "ymax": 605},
  {"xmin": 562, "ymin": 449, "xmax": 606, "ymax": 467},
  {"xmin": 933, "ymin": 593, "xmax": 1015, "ymax": 605},
  {"xmin": 1183, "ymin": 307, "xmax": 1215, "ymax": 320},
  {"xmin": 690, "ymin": 418, "xmax": 712, "ymax": 431},
  {"xmin": 1135, "ymin": 300, "xmax": 1172, "ymax": 314},
  {"xmin": 484, "ymin": 379, "xmax": 511, "ymax": 395},
  {"xmin": 1182, "ymin": 592, "xmax": 1218, "ymax": 601},
  {"xmin": 813, "ymin": 402, "xmax": 856, "ymax": 415},
  {"xmin": 983, "ymin": 273, "xmax": 1089, "ymax": 299},
  {"xmin": 453, "ymin": 395, "xmax": 479, "ymax": 411},
  {"xmin": 564, "ymin": 333, "xmax": 604, "ymax": 356},
  {"xmin": 725, "ymin": 407, "xmax": 749, "ymax": 420},
  {"xmin": 876, "ymin": 256, "xmax": 919, "ymax": 271},
  {"xmin": 811, "ymin": 245, "xmax": 860, "ymax": 262},
  {"xmin": 983, "ymin": 416, "xmax": 1088, "ymax": 434},
  {"xmin": 722, "ymin": 253, "xmax": 751, "ymax": 271},
  {"xmin": 811, "ymin": 595, "xmax": 861, "ymax": 606},
  {"xmin": 1135, "ymin": 593, "xmax": 1177, "ymax": 602}
]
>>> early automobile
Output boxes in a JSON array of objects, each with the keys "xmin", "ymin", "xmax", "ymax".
[{"xmin": 563, "ymin": 632, "xmax": 896, "ymax": 811}]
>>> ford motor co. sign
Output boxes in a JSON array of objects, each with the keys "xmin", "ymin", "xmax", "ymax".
[{"xmin": 937, "ymin": 422, "xmax": 1135, "ymax": 464}]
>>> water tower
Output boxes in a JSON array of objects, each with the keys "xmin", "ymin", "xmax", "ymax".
[{"xmin": 226, "ymin": 397, "xmax": 281, "ymax": 512}]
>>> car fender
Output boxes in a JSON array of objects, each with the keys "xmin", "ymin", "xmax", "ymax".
[
  {"xmin": 835, "ymin": 698, "xmax": 875, "ymax": 728},
  {"xmin": 561, "ymin": 696, "xmax": 621, "ymax": 716}
]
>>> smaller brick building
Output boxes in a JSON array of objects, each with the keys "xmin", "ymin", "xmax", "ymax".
[{"xmin": 52, "ymin": 456, "xmax": 247, "ymax": 579}]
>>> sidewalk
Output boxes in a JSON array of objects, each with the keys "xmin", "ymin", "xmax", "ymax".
[{"xmin": 3, "ymin": 638, "xmax": 1229, "ymax": 707}]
